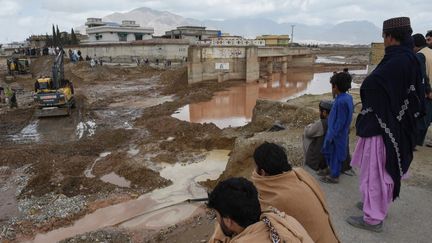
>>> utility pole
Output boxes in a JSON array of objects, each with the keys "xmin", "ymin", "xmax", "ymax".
[{"xmin": 291, "ymin": 25, "xmax": 295, "ymax": 44}]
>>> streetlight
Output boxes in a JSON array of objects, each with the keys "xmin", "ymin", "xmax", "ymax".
[{"xmin": 291, "ymin": 25, "xmax": 295, "ymax": 44}]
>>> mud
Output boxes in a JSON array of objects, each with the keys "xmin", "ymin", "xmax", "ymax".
[{"xmin": 0, "ymin": 54, "xmax": 237, "ymax": 242}]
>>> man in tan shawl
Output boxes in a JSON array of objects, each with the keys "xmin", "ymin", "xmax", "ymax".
[
  {"xmin": 251, "ymin": 142, "xmax": 339, "ymax": 243},
  {"xmin": 208, "ymin": 177, "xmax": 313, "ymax": 243}
]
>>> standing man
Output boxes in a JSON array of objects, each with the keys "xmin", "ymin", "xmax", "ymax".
[
  {"xmin": 412, "ymin": 34, "xmax": 432, "ymax": 146},
  {"xmin": 426, "ymin": 31, "xmax": 432, "ymax": 49},
  {"xmin": 347, "ymin": 17, "xmax": 425, "ymax": 232},
  {"xmin": 320, "ymin": 72, "xmax": 354, "ymax": 184}
]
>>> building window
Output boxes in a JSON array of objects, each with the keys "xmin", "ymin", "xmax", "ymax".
[
  {"xmin": 118, "ymin": 33, "xmax": 128, "ymax": 42},
  {"xmin": 95, "ymin": 34, "xmax": 103, "ymax": 40},
  {"xmin": 135, "ymin": 34, "xmax": 143, "ymax": 40}
]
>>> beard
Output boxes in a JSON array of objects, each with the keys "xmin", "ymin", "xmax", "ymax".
[{"xmin": 220, "ymin": 219, "xmax": 235, "ymax": 237}]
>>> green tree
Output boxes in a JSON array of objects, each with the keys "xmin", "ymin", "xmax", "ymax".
[
  {"xmin": 56, "ymin": 25, "xmax": 61, "ymax": 46},
  {"xmin": 52, "ymin": 24, "xmax": 57, "ymax": 46},
  {"xmin": 45, "ymin": 33, "xmax": 52, "ymax": 47},
  {"xmin": 71, "ymin": 28, "xmax": 78, "ymax": 45}
]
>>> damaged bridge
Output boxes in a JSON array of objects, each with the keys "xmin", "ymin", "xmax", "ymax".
[{"xmin": 187, "ymin": 45, "xmax": 314, "ymax": 84}]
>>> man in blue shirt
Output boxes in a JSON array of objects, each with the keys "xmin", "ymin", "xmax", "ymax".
[{"xmin": 320, "ymin": 72, "xmax": 354, "ymax": 183}]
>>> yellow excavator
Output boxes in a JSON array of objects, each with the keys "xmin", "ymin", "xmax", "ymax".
[
  {"xmin": 34, "ymin": 51, "xmax": 76, "ymax": 117},
  {"xmin": 7, "ymin": 57, "xmax": 30, "ymax": 75}
]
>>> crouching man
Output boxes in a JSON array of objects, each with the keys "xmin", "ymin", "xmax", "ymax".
[
  {"xmin": 303, "ymin": 100, "xmax": 333, "ymax": 173},
  {"xmin": 253, "ymin": 142, "xmax": 339, "ymax": 243},
  {"xmin": 208, "ymin": 177, "xmax": 313, "ymax": 243}
]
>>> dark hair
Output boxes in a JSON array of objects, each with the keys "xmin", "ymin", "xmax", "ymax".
[
  {"xmin": 207, "ymin": 177, "xmax": 261, "ymax": 228},
  {"xmin": 412, "ymin": 33, "xmax": 427, "ymax": 48},
  {"xmin": 426, "ymin": 31, "xmax": 432, "ymax": 38},
  {"xmin": 253, "ymin": 142, "xmax": 292, "ymax": 175},
  {"xmin": 330, "ymin": 72, "xmax": 352, "ymax": 93},
  {"xmin": 383, "ymin": 27, "xmax": 413, "ymax": 43}
]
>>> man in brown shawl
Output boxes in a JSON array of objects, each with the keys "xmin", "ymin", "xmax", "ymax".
[
  {"xmin": 252, "ymin": 142, "xmax": 339, "ymax": 243},
  {"xmin": 208, "ymin": 177, "xmax": 313, "ymax": 243}
]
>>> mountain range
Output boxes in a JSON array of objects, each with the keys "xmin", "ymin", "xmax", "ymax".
[{"xmin": 88, "ymin": 7, "xmax": 382, "ymax": 44}]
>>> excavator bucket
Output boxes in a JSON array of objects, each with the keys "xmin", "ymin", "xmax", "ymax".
[{"xmin": 35, "ymin": 107, "xmax": 70, "ymax": 118}]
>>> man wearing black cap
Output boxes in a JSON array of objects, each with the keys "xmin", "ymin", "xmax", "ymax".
[
  {"xmin": 347, "ymin": 17, "xmax": 425, "ymax": 232},
  {"xmin": 412, "ymin": 33, "xmax": 432, "ymax": 147},
  {"xmin": 426, "ymin": 31, "xmax": 432, "ymax": 49},
  {"xmin": 303, "ymin": 100, "xmax": 332, "ymax": 172}
]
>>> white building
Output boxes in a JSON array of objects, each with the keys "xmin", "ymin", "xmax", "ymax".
[{"xmin": 83, "ymin": 18, "xmax": 154, "ymax": 44}]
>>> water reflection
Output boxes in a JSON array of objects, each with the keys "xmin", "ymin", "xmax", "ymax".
[{"xmin": 172, "ymin": 69, "xmax": 366, "ymax": 129}]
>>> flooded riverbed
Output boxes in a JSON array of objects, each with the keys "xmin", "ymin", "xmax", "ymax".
[{"xmin": 172, "ymin": 69, "xmax": 366, "ymax": 128}]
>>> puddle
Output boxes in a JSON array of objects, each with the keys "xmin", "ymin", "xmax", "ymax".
[
  {"xmin": 172, "ymin": 69, "xmax": 367, "ymax": 128},
  {"xmin": 84, "ymin": 152, "xmax": 112, "ymax": 178},
  {"xmin": 9, "ymin": 120, "xmax": 40, "ymax": 144},
  {"xmin": 127, "ymin": 146, "xmax": 140, "ymax": 157},
  {"xmin": 100, "ymin": 172, "xmax": 131, "ymax": 188},
  {"xmin": 76, "ymin": 120, "xmax": 97, "ymax": 139},
  {"xmin": 31, "ymin": 150, "xmax": 229, "ymax": 242}
]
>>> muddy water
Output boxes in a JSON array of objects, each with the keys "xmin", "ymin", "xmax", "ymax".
[
  {"xmin": 8, "ymin": 111, "xmax": 83, "ymax": 144},
  {"xmin": 100, "ymin": 172, "xmax": 131, "ymax": 188},
  {"xmin": 30, "ymin": 150, "xmax": 229, "ymax": 242},
  {"xmin": 84, "ymin": 152, "xmax": 112, "ymax": 178},
  {"xmin": 172, "ymin": 70, "xmax": 367, "ymax": 128}
]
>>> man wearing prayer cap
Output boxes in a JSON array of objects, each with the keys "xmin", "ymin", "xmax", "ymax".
[
  {"xmin": 303, "ymin": 100, "xmax": 333, "ymax": 172},
  {"xmin": 347, "ymin": 17, "xmax": 425, "ymax": 232}
]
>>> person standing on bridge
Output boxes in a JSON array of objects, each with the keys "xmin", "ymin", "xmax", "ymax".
[{"xmin": 347, "ymin": 17, "xmax": 425, "ymax": 232}]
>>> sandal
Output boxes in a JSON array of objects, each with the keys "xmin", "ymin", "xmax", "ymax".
[
  {"xmin": 316, "ymin": 168, "xmax": 330, "ymax": 176},
  {"xmin": 320, "ymin": 175, "xmax": 339, "ymax": 184}
]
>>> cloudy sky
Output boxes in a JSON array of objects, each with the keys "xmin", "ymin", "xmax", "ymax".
[{"xmin": 1, "ymin": 0, "xmax": 431, "ymax": 43}]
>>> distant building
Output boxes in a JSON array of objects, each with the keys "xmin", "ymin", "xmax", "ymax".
[
  {"xmin": 163, "ymin": 26, "xmax": 221, "ymax": 42},
  {"xmin": 84, "ymin": 18, "xmax": 154, "ymax": 44},
  {"xmin": 256, "ymin": 35, "xmax": 290, "ymax": 46},
  {"xmin": 198, "ymin": 35, "xmax": 265, "ymax": 47},
  {"xmin": 368, "ymin": 42, "xmax": 384, "ymax": 73},
  {"xmin": 26, "ymin": 33, "xmax": 87, "ymax": 48},
  {"xmin": 27, "ymin": 35, "xmax": 48, "ymax": 48}
]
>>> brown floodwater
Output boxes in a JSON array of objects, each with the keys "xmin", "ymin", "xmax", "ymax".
[
  {"xmin": 29, "ymin": 150, "xmax": 229, "ymax": 242},
  {"xmin": 172, "ymin": 70, "xmax": 366, "ymax": 128}
]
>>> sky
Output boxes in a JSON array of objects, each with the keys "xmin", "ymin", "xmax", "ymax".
[{"xmin": 0, "ymin": 0, "xmax": 431, "ymax": 43}]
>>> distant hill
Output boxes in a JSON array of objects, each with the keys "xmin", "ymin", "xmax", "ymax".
[{"xmin": 80, "ymin": 7, "xmax": 382, "ymax": 44}]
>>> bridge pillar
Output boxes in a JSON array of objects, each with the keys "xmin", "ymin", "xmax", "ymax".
[
  {"xmin": 246, "ymin": 47, "xmax": 259, "ymax": 83},
  {"xmin": 280, "ymin": 73, "xmax": 287, "ymax": 88},
  {"xmin": 281, "ymin": 56, "xmax": 288, "ymax": 74},
  {"xmin": 266, "ymin": 57, "xmax": 273, "ymax": 74},
  {"xmin": 187, "ymin": 47, "xmax": 203, "ymax": 84}
]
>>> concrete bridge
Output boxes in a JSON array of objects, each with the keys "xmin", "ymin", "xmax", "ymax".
[{"xmin": 187, "ymin": 45, "xmax": 314, "ymax": 84}]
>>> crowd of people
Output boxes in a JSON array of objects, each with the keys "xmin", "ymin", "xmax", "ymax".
[{"xmin": 207, "ymin": 16, "xmax": 431, "ymax": 242}]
